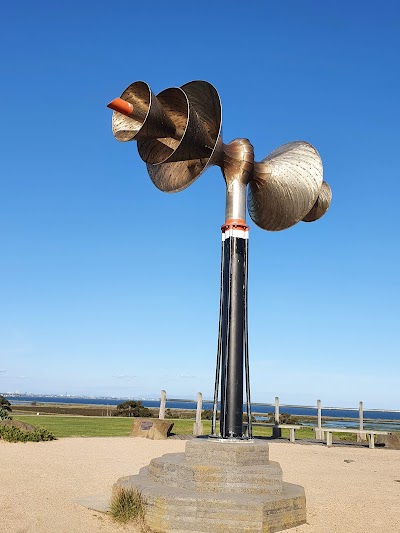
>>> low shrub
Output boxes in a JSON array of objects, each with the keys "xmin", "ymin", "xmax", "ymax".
[
  {"xmin": 202, "ymin": 410, "xmax": 255, "ymax": 422},
  {"xmin": 265, "ymin": 412, "xmax": 300, "ymax": 425},
  {"xmin": 0, "ymin": 407, "xmax": 12, "ymax": 420},
  {"xmin": 202, "ymin": 409, "xmax": 214, "ymax": 420},
  {"xmin": 113, "ymin": 400, "xmax": 152, "ymax": 418},
  {"xmin": 0, "ymin": 395, "xmax": 12, "ymax": 412},
  {"xmin": 0, "ymin": 423, "xmax": 56, "ymax": 443}
]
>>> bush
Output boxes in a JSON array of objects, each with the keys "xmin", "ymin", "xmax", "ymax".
[
  {"xmin": 265, "ymin": 412, "xmax": 300, "ymax": 425},
  {"xmin": 243, "ymin": 413, "xmax": 256, "ymax": 423},
  {"xmin": 0, "ymin": 407, "xmax": 12, "ymax": 420},
  {"xmin": 202, "ymin": 409, "xmax": 214, "ymax": 420},
  {"xmin": 0, "ymin": 395, "xmax": 12, "ymax": 412},
  {"xmin": 0, "ymin": 423, "xmax": 56, "ymax": 443},
  {"xmin": 113, "ymin": 400, "xmax": 152, "ymax": 418},
  {"xmin": 201, "ymin": 410, "xmax": 255, "ymax": 423}
]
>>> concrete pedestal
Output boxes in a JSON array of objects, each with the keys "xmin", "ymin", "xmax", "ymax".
[{"xmin": 113, "ymin": 438, "xmax": 306, "ymax": 532}]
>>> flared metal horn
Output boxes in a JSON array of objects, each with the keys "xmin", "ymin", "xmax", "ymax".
[
  {"xmin": 137, "ymin": 86, "xmax": 215, "ymax": 165},
  {"xmin": 146, "ymin": 81, "xmax": 222, "ymax": 193},
  {"xmin": 302, "ymin": 181, "xmax": 332, "ymax": 222},
  {"xmin": 248, "ymin": 141, "xmax": 323, "ymax": 231},
  {"xmin": 110, "ymin": 81, "xmax": 177, "ymax": 142}
]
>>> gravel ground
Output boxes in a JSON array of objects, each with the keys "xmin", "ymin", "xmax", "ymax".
[{"xmin": 1, "ymin": 436, "xmax": 399, "ymax": 532}]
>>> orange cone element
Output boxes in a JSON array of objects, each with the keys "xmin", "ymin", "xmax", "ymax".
[{"xmin": 107, "ymin": 98, "xmax": 133, "ymax": 117}]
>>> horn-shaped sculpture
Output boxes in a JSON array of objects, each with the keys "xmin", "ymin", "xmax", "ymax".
[
  {"xmin": 107, "ymin": 80, "xmax": 332, "ymax": 442},
  {"xmin": 108, "ymin": 80, "xmax": 331, "ymax": 226},
  {"xmin": 109, "ymin": 81, "xmax": 222, "ymax": 193},
  {"xmin": 248, "ymin": 141, "xmax": 330, "ymax": 231}
]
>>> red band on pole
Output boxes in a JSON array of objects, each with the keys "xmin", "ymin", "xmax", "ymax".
[{"xmin": 222, "ymin": 219, "xmax": 249, "ymax": 232}]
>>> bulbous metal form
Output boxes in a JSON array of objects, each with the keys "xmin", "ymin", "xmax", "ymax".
[
  {"xmin": 248, "ymin": 142, "xmax": 324, "ymax": 231},
  {"xmin": 302, "ymin": 181, "xmax": 332, "ymax": 222}
]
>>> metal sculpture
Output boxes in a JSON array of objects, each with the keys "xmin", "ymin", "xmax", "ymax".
[{"xmin": 107, "ymin": 80, "xmax": 331, "ymax": 440}]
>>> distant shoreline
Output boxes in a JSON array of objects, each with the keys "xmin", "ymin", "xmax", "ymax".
[
  {"xmin": 4, "ymin": 394, "xmax": 400, "ymax": 432},
  {"xmin": 9, "ymin": 401, "xmax": 400, "ymax": 432},
  {"xmin": 5, "ymin": 394, "xmax": 400, "ymax": 416},
  {"xmin": 4, "ymin": 393, "xmax": 400, "ymax": 413}
]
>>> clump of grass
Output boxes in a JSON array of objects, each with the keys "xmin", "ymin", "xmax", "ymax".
[{"xmin": 110, "ymin": 486, "xmax": 147, "ymax": 526}]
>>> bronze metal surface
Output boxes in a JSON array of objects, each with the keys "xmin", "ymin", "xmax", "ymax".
[
  {"xmin": 222, "ymin": 139, "xmax": 254, "ymax": 221},
  {"xmin": 302, "ymin": 181, "xmax": 332, "ymax": 222},
  {"xmin": 222, "ymin": 138, "xmax": 254, "ymax": 186},
  {"xmin": 108, "ymin": 81, "xmax": 331, "ymax": 227},
  {"xmin": 248, "ymin": 142, "xmax": 324, "ymax": 231},
  {"xmin": 138, "ymin": 86, "xmax": 214, "ymax": 165},
  {"xmin": 111, "ymin": 81, "xmax": 177, "ymax": 142},
  {"xmin": 146, "ymin": 81, "xmax": 222, "ymax": 193}
]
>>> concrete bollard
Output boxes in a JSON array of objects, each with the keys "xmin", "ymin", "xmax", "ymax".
[
  {"xmin": 159, "ymin": 390, "xmax": 166, "ymax": 420},
  {"xmin": 272, "ymin": 396, "xmax": 282, "ymax": 438},
  {"xmin": 193, "ymin": 392, "xmax": 204, "ymax": 436},
  {"xmin": 316, "ymin": 399, "xmax": 323, "ymax": 440},
  {"xmin": 357, "ymin": 401, "xmax": 367, "ymax": 442}
]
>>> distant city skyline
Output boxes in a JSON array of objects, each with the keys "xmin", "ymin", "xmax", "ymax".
[
  {"xmin": 2, "ymin": 386, "xmax": 398, "ymax": 411},
  {"xmin": 4, "ymin": 391, "xmax": 400, "ymax": 414},
  {"xmin": 1, "ymin": 2, "xmax": 399, "ymax": 410}
]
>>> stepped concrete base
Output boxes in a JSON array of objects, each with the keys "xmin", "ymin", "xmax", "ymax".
[{"xmin": 113, "ymin": 438, "xmax": 306, "ymax": 532}]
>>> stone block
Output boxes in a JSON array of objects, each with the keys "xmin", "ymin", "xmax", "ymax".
[
  {"xmin": 0, "ymin": 420, "xmax": 37, "ymax": 432},
  {"xmin": 130, "ymin": 418, "xmax": 173, "ymax": 440},
  {"xmin": 375, "ymin": 432, "xmax": 400, "ymax": 449}
]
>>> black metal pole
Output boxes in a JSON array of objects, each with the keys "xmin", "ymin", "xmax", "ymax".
[
  {"xmin": 244, "ymin": 238, "xmax": 253, "ymax": 439},
  {"xmin": 219, "ymin": 226, "xmax": 248, "ymax": 438},
  {"xmin": 212, "ymin": 239, "xmax": 225, "ymax": 437}
]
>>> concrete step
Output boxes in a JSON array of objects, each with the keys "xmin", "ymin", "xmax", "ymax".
[{"xmin": 147, "ymin": 454, "xmax": 283, "ymax": 494}]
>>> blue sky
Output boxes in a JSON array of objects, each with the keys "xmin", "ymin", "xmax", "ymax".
[{"xmin": 0, "ymin": 1, "xmax": 399, "ymax": 409}]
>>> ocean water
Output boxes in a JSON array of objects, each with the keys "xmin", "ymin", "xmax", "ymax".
[{"xmin": 6, "ymin": 394, "xmax": 400, "ymax": 431}]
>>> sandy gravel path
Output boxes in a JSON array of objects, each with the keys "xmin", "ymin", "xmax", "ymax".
[{"xmin": 1, "ymin": 437, "xmax": 399, "ymax": 532}]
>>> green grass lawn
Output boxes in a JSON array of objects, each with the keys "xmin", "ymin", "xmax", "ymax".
[
  {"xmin": 12, "ymin": 415, "xmax": 214, "ymax": 438},
  {"xmin": 13, "ymin": 415, "xmax": 356, "ymax": 441},
  {"xmin": 13, "ymin": 415, "xmax": 133, "ymax": 438}
]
